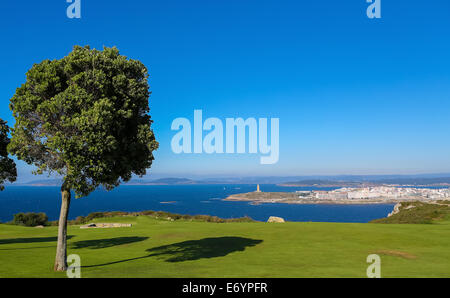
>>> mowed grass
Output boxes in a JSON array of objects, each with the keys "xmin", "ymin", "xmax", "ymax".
[{"xmin": 0, "ymin": 215, "xmax": 449, "ymax": 278}]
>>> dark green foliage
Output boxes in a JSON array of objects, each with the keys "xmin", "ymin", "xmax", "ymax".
[
  {"xmin": 9, "ymin": 45, "xmax": 158, "ymax": 197},
  {"xmin": 137, "ymin": 210, "xmax": 255, "ymax": 223},
  {"xmin": 13, "ymin": 212, "xmax": 48, "ymax": 227},
  {"xmin": 0, "ymin": 119, "xmax": 17, "ymax": 190},
  {"xmin": 48, "ymin": 210, "xmax": 256, "ymax": 226},
  {"xmin": 371, "ymin": 201, "xmax": 450, "ymax": 224}
]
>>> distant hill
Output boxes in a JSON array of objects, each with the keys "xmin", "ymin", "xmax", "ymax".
[
  {"xmin": 22, "ymin": 179, "xmax": 63, "ymax": 186},
  {"xmin": 280, "ymin": 177, "xmax": 450, "ymax": 187},
  {"xmin": 15, "ymin": 174, "xmax": 450, "ymax": 187},
  {"xmin": 131, "ymin": 178, "xmax": 196, "ymax": 185},
  {"xmin": 280, "ymin": 180, "xmax": 379, "ymax": 187},
  {"xmin": 375, "ymin": 177, "xmax": 450, "ymax": 186}
]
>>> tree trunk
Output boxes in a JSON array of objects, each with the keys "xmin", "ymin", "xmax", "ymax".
[{"xmin": 54, "ymin": 185, "xmax": 71, "ymax": 271}]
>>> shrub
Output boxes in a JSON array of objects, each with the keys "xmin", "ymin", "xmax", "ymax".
[
  {"xmin": 56, "ymin": 210, "xmax": 257, "ymax": 225},
  {"xmin": 13, "ymin": 212, "xmax": 48, "ymax": 227}
]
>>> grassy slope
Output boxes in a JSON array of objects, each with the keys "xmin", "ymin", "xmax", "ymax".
[
  {"xmin": 0, "ymin": 215, "xmax": 449, "ymax": 278},
  {"xmin": 371, "ymin": 201, "xmax": 450, "ymax": 224}
]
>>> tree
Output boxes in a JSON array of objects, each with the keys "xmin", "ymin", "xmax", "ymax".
[
  {"xmin": 8, "ymin": 46, "xmax": 158, "ymax": 271},
  {"xmin": 0, "ymin": 119, "xmax": 17, "ymax": 190}
]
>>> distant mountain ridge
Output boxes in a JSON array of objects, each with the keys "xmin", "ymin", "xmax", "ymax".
[
  {"xmin": 13, "ymin": 174, "xmax": 450, "ymax": 187},
  {"xmin": 280, "ymin": 177, "xmax": 450, "ymax": 187},
  {"xmin": 280, "ymin": 180, "xmax": 378, "ymax": 187},
  {"xmin": 22, "ymin": 179, "xmax": 63, "ymax": 186},
  {"xmin": 131, "ymin": 178, "xmax": 196, "ymax": 185}
]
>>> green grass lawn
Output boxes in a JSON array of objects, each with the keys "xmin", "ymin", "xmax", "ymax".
[{"xmin": 0, "ymin": 215, "xmax": 449, "ymax": 278}]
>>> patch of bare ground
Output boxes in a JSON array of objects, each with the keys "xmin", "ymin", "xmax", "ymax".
[{"xmin": 373, "ymin": 250, "xmax": 417, "ymax": 259}]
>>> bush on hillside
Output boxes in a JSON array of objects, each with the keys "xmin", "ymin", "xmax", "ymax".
[
  {"xmin": 371, "ymin": 201, "xmax": 450, "ymax": 224},
  {"xmin": 12, "ymin": 212, "xmax": 48, "ymax": 227},
  {"xmin": 47, "ymin": 210, "xmax": 256, "ymax": 225}
]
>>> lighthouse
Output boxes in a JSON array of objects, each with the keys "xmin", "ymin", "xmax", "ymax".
[{"xmin": 256, "ymin": 184, "xmax": 261, "ymax": 192}]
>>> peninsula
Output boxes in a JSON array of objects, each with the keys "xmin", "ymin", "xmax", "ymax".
[{"xmin": 224, "ymin": 186, "xmax": 450, "ymax": 205}]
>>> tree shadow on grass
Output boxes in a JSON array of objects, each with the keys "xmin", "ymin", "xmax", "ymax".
[
  {"xmin": 0, "ymin": 235, "xmax": 74, "ymax": 245},
  {"xmin": 82, "ymin": 236, "xmax": 262, "ymax": 268},
  {"xmin": 147, "ymin": 237, "xmax": 263, "ymax": 262},
  {"xmin": 71, "ymin": 236, "xmax": 149, "ymax": 249}
]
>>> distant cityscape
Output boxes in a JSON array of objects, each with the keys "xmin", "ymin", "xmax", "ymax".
[
  {"xmin": 225, "ymin": 185, "xmax": 450, "ymax": 205},
  {"xmin": 298, "ymin": 186, "xmax": 450, "ymax": 203}
]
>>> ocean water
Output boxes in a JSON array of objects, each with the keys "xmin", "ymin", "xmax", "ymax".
[{"xmin": 0, "ymin": 184, "xmax": 395, "ymax": 223}]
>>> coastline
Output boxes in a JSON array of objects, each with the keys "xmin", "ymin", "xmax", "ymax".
[
  {"xmin": 0, "ymin": 185, "xmax": 408, "ymax": 223},
  {"xmin": 223, "ymin": 191, "xmax": 426, "ymax": 205}
]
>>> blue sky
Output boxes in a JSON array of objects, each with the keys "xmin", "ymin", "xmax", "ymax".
[{"xmin": 1, "ymin": 1, "xmax": 450, "ymax": 182}]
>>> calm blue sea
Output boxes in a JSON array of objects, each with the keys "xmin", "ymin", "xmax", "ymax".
[{"xmin": 0, "ymin": 184, "xmax": 395, "ymax": 223}]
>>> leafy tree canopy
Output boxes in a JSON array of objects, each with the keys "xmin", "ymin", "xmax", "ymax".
[
  {"xmin": 9, "ymin": 46, "xmax": 158, "ymax": 196},
  {"xmin": 0, "ymin": 119, "xmax": 17, "ymax": 190}
]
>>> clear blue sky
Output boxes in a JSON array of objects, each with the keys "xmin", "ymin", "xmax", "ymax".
[{"xmin": 1, "ymin": 1, "xmax": 450, "ymax": 182}]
